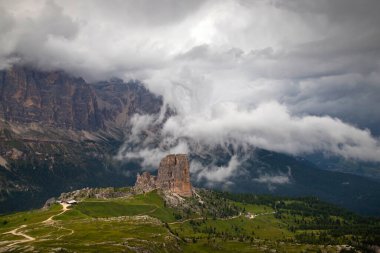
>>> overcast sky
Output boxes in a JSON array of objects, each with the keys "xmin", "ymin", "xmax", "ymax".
[{"xmin": 1, "ymin": 0, "xmax": 380, "ymax": 164}]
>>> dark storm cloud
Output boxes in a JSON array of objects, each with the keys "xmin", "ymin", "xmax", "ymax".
[
  {"xmin": 79, "ymin": 0, "xmax": 207, "ymax": 26},
  {"xmin": 275, "ymin": 0, "xmax": 380, "ymax": 26},
  {"xmin": 1, "ymin": 0, "xmax": 380, "ymax": 164},
  {"xmin": 0, "ymin": 1, "xmax": 79, "ymax": 69}
]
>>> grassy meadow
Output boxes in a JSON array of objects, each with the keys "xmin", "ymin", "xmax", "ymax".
[{"xmin": 0, "ymin": 188, "xmax": 377, "ymax": 252}]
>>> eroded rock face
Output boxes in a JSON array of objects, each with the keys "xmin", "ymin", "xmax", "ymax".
[
  {"xmin": 0, "ymin": 66, "xmax": 163, "ymax": 131},
  {"xmin": 134, "ymin": 171, "xmax": 157, "ymax": 193},
  {"xmin": 156, "ymin": 154, "xmax": 192, "ymax": 197},
  {"xmin": 134, "ymin": 154, "xmax": 193, "ymax": 197},
  {"xmin": 0, "ymin": 66, "xmax": 103, "ymax": 130}
]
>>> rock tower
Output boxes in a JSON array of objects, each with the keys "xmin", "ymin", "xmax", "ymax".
[
  {"xmin": 134, "ymin": 171, "xmax": 157, "ymax": 193},
  {"xmin": 134, "ymin": 154, "xmax": 192, "ymax": 197}
]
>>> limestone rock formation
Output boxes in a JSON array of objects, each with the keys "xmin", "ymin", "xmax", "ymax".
[
  {"xmin": 134, "ymin": 154, "xmax": 193, "ymax": 197},
  {"xmin": 0, "ymin": 66, "xmax": 103, "ymax": 131},
  {"xmin": 156, "ymin": 154, "xmax": 192, "ymax": 197},
  {"xmin": 0, "ymin": 66, "xmax": 163, "ymax": 131},
  {"xmin": 134, "ymin": 171, "xmax": 157, "ymax": 193}
]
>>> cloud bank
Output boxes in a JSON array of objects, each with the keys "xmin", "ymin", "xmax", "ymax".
[{"xmin": 2, "ymin": 0, "xmax": 380, "ymax": 170}]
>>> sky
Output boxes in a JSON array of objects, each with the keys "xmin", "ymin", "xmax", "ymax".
[{"xmin": 1, "ymin": 0, "xmax": 380, "ymax": 170}]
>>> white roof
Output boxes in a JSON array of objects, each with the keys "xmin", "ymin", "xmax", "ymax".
[{"xmin": 67, "ymin": 200, "xmax": 77, "ymax": 204}]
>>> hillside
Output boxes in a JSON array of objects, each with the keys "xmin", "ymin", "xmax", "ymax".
[
  {"xmin": 0, "ymin": 187, "xmax": 379, "ymax": 253},
  {"xmin": 0, "ymin": 66, "xmax": 161, "ymax": 213},
  {"xmin": 192, "ymin": 149, "xmax": 380, "ymax": 215}
]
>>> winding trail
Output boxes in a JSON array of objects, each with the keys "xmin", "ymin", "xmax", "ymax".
[
  {"xmin": 168, "ymin": 217, "xmax": 204, "ymax": 225},
  {"xmin": 43, "ymin": 203, "xmax": 75, "ymax": 239},
  {"xmin": 3, "ymin": 225, "xmax": 35, "ymax": 246},
  {"xmin": 168, "ymin": 213, "xmax": 244, "ymax": 225},
  {"xmin": 248, "ymin": 211, "xmax": 276, "ymax": 219},
  {"xmin": 55, "ymin": 225, "xmax": 75, "ymax": 240},
  {"xmin": 168, "ymin": 211, "xmax": 276, "ymax": 225},
  {"xmin": 2, "ymin": 202, "xmax": 72, "ymax": 247},
  {"xmin": 43, "ymin": 202, "xmax": 70, "ymax": 224}
]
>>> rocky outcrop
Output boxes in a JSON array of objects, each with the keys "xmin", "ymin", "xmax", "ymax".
[
  {"xmin": 134, "ymin": 172, "xmax": 157, "ymax": 193},
  {"xmin": 156, "ymin": 154, "xmax": 192, "ymax": 197},
  {"xmin": 134, "ymin": 154, "xmax": 193, "ymax": 197},
  {"xmin": 93, "ymin": 78, "xmax": 163, "ymax": 127}
]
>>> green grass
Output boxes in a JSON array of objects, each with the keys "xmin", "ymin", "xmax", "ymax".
[
  {"xmin": 131, "ymin": 191, "xmax": 164, "ymax": 206},
  {"xmin": 0, "ymin": 193, "xmax": 180, "ymax": 252},
  {"xmin": 180, "ymin": 238, "xmax": 336, "ymax": 253},
  {"xmin": 54, "ymin": 208, "xmax": 89, "ymax": 221},
  {"xmin": 0, "ymin": 204, "xmax": 62, "ymax": 232},
  {"xmin": 0, "ymin": 232, "xmax": 23, "ymax": 241},
  {"xmin": 0, "ymin": 189, "xmax": 373, "ymax": 252},
  {"xmin": 170, "ymin": 213, "xmax": 292, "ymax": 242},
  {"xmin": 149, "ymin": 206, "xmax": 177, "ymax": 222},
  {"xmin": 234, "ymin": 202, "xmax": 274, "ymax": 214},
  {"xmin": 31, "ymin": 219, "xmax": 176, "ymax": 253},
  {"xmin": 65, "ymin": 191, "xmax": 178, "ymax": 222},
  {"xmin": 75, "ymin": 201, "xmax": 155, "ymax": 217}
]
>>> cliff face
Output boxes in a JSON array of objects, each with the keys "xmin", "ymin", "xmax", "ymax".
[
  {"xmin": 93, "ymin": 78, "xmax": 162, "ymax": 127},
  {"xmin": 0, "ymin": 66, "xmax": 163, "ymax": 131},
  {"xmin": 134, "ymin": 154, "xmax": 193, "ymax": 197},
  {"xmin": 0, "ymin": 65, "xmax": 163, "ymax": 213},
  {"xmin": 156, "ymin": 154, "xmax": 192, "ymax": 197},
  {"xmin": 0, "ymin": 66, "xmax": 103, "ymax": 130},
  {"xmin": 134, "ymin": 172, "xmax": 157, "ymax": 193}
]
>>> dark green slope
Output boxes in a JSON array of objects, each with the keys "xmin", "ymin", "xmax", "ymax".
[
  {"xmin": 193, "ymin": 149, "xmax": 380, "ymax": 215},
  {"xmin": 306, "ymin": 153, "xmax": 380, "ymax": 182},
  {"xmin": 0, "ymin": 127, "xmax": 142, "ymax": 214}
]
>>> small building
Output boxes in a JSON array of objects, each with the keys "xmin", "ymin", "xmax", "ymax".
[{"xmin": 67, "ymin": 200, "xmax": 77, "ymax": 205}]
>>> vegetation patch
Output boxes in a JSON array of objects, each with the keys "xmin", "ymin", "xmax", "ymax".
[{"xmin": 0, "ymin": 189, "xmax": 379, "ymax": 252}]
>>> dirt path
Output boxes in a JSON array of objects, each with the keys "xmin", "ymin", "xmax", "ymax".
[
  {"xmin": 55, "ymin": 225, "xmax": 75, "ymax": 240},
  {"xmin": 168, "ymin": 213, "xmax": 244, "ymax": 225},
  {"xmin": 43, "ymin": 203, "xmax": 75, "ymax": 239},
  {"xmin": 139, "ymin": 206, "xmax": 159, "ymax": 216},
  {"xmin": 220, "ymin": 213, "xmax": 243, "ymax": 221},
  {"xmin": 43, "ymin": 203, "xmax": 70, "ymax": 224},
  {"xmin": 2, "ymin": 202, "xmax": 72, "ymax": 247},
  {"xmin": 3, "ymin": 225, "xmax": 35, "ymax": 246},
  {"xmin": 249, "ymin": 211, "xmax": 276, "ymax": 219},
  {"xmin": 168, "ymin": 217, "xmax": 204, "ymax": 225},
  {"xmin": 168, "ymin": 211, "xmax": 276, "ymax": 225}
]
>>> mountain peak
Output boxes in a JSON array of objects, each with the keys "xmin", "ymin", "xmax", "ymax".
[{"xmin": 134, "ymin": 154, "xmax": 193, "ymax": 197}]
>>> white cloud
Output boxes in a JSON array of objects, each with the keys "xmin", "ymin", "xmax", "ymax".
[
  {"xmin": 117, "ymin": 137, "xmax": 189, "ymax": 169},
  {"xmin": 254, "ymin": 174, "xmax": 290, "ymax": 184},
  {"xmin": 253, "ymin": 166, "xmax": 292, "ymax": 185},
  {"xmin": 192, "ymin": 155, "xmax": 241, "ymax": 183},
  {"xmin": 161, "ymin": 101, "xmax": 380, "ymax": 161},
  {"xmin": 2, "ymin": 0, "xmax": 380, "ymax": 170}
]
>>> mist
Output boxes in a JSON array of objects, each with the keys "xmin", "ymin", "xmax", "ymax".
[{"xmin": 2, "ymin": 0, "xmax": 380, "ymax": 179}]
